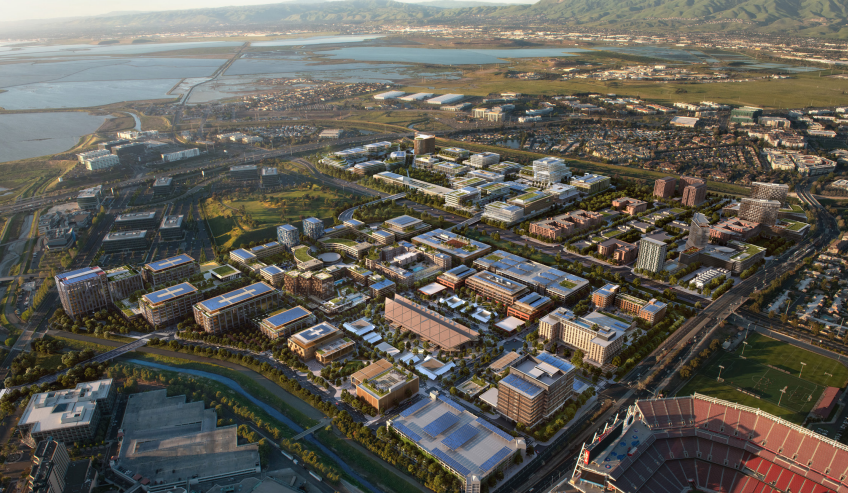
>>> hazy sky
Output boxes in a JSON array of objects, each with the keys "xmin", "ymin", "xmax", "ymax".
[{"xmin": 7, "ymin": 0, "xmax": 530, "ymax": 22}]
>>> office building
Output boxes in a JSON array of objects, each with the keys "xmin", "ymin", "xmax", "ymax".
[
  {"xmin": 739, "ymin": 198, "xmax": 781, "ymax": 226},
  {"xmin": 483, "ymin": 202, "xmax": 525, "ymax": 225},
  {"xmin": 750, "ymin": 182, "xmax": 789, "ymax": 205},
  {"xmin": 681, "ymin": 182, "xmax": 707, "ymax": 207},
  {"xmin": 679, "ymin": 240, "xmax": 766, "ymax": 274},
  {"xmin": 104, "ymin": 266, "xmax": 143, "ymax": 301},
  {"xmin": 28, "ymin": 437, "xmax": 96, "ymax": 493},
  {"xmin": 303, "ymin": 217, "xmax": 324, "ymax": 240},
  {"xmin": 229, "ymin": 165, "xmax": 258, "ymax": 181},
  {"xmin": 530, "ymin": 210, "xmax": 603, "ymax": 240},
  {"xmin": 437, "ymin": 147, "xmax": 471, "ymax": 163},
  {"xmin": 76, "ymin": 186, "xmax": 102, "ymax": 211},
  {"xmin": 152, "ymin": 177, "xmax": 173, "ymax": 196},
  {"xmin": 635, "ymin": 237, "xmax": 667, "ymax": 273},
  {"xmin": 18, "ymin": 380, "xmax": 115, "ymax": 447},
  {"xmin": 276, "ymin": 224, "xmax": 299, "ymax": 250},
  {"xmin": 84, "ymin": 154, "xmax": 120, "ymax": 171},
  {"xmin": 55, "ymin": 267, "xmax": 109, "ymax": 319},
  {"xmin": 411, "ymin": 229, "xmax": 492, "ymax": 264},
  {"xmin": 531, "ymin": 157, "xmax": 571, "ymax": 186},
  {"xmin": 351, "ymin": 359, "xmax": 419, "ymax": 412},
  {"xmin": 193, "ymin": 282, "xmax": 280, "ymax": 333},
  {"xmin": 288, "ymin": 322, "xmax": 353, "ymax": 364},
  {"xmin": 259, "ymin": 306, "xmax": 316, "ymax": 340},
  {"xmin": 611, "ymin": 197, "xmax": 648, "ymax": 215},
  {"xmin": 260, "ymin": 167, "xmax": 280, "ymax": 186},
  {"xmin": 142, "ymin": 254, "xmax": 199, "ymax": 286},
  {"xmin": 113, "ymin": 211, "xmax": 157, "ymax": 230},
  {"xmin": 102, "ymin": 230, "xmax": 148, "ymax": 253},
  {"xmin": 383, "ymin": 215, "xmax": 431, "ymax": 240},
  {"xmin": 259, "ymin": 265, "xmax": 285, "ymax": 287},
  {"xmin": 497, "ymin": 352, "xmax": 575, "ymax": 427},
  {"xmin": 653, "ymin": 177, "xmax": 677, "ymax": 198},
  {"xmin": 469, "ymin": 152, "xmax": 500, "ymax": 169},
  {"xmin": 77, "ymin": 149, "xmax": 110, "ymax": 164},
  {"xmin": 730, "ymin": 106, "xmax": 763, "ymax": 124},
  {"xmin": 473, "ymin": 250, "xmax": 590, "ymax": 303},
  {"xmin": 507, "ymin": 292, "xmax": 554, "ymax": 322},
  {"xmin": 436, "ymin": 265, "xmax": 477, "ymax": 290},
  {"xmin": 444, "ymin": 187, "xmax": 480, "ymax": 210},
  {"xmin": 384, "ymin": 294, "xmax": 477, "ymax": 351},
  {"xmin": 162, "ymin": 148, "xmax": 200, "ymax": 162},
  {"xmin": 597, "ymin": 239, "xmax": 638, "ymax": 263},
  {"xmin": 159, "ymin": 215, "xmax": 184, "ymax": 241},
  {"xmin": 539, "ymin": 308, "xmax": 625, "ymax": 366},
  {"xmin": 114, "ymin": 389, "xmax": 259, "ymax": 489},
  {"xmin": 570, "ymin": 174, "xmax": 610, "ymax": 194},
  {"xmin": 413, "ymin": 134, "xmax": 436, "ymax": 155},
  {"xmin": 389, "ymin": 393, "xmax": 525, "ymax": 493},
  {"xmin": 685, "ymin": 213, "xmax": 711, "ymax": 250},
  {"xmin": 592, "ymin": 284, "xmax": 619, "ymax": 309},
  {"xmin": 507, "ymin": 191, "xmax": 555, "ymax": 217},
  {"xmin": 139, "ymin": 282, "xmax": 202, "ymax": 328},
  {"xmin": 466, "ymin": 271, "xmax": 528, "ymax": 306},
  {"xmin": 614, "ymin": 294, "xmax": 667, "ymax": 324}
]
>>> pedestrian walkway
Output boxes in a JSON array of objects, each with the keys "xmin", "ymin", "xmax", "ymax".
[{"xmin": 292, "ymin": 417, "xmax": 333, "ymax": 440}]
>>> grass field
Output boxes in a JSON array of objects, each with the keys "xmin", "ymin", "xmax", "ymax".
[
  {"xmin": 204, "ymin": 187, "xmax": 359, "ymax": 249},
  {"xmin": 677, "ymin": 333, "xmax": 848, "ymax": 423}
]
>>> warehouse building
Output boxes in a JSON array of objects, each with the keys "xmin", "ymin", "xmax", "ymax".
[
  {"xmin": 194, "ymin": 282, "xmax": 279, "ymax": 333},
  {"xmin": 140, "ymin": 282, "xmax": 203, "ymax": 328}
]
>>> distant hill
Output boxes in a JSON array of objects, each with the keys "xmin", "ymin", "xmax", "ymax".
[{"xmin": 3, "ymin": 0, "xmax": 847, "ymax": 38}]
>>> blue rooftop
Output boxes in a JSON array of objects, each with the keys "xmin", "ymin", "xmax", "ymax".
[
  {"xmin": 231, "ymin": 248, "xmax": 256, "ymax": 259},
  {"xmin": 536, "ymin": 351, "xmax": 575, "ymax": 374},
  {"xmin": 500, "ymin": 374, "xmax": 543, "ymax": 398},
  {"xmin": 198, "ymin": 282, "xmax": 274, "ymax": 312},
  {"xmin": 143, "ymin": 282, "xmax": 197, "ymax": 305},
  {"xmin": 252, "ymin": 241, "xmax": 280, "ymax": 253},
  {"xmin": 56, "ymin": 267, "xmax": 101, "ymax": 284},
  {"xmin": 293, "ymin": 322, "xmax": 337, "ymax": 343},
  {"xmin": 264, "ymin": 306, "xmax": 312, "ymax": 328},
  {"xmin": 146, "ymin": 254, "xmax": 194, "ymax": 272},
  {"xmin": 260, "ymin": 265, "xmax": 285, "ymax": 275}
]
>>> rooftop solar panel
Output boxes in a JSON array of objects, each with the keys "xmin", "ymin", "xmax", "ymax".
[
  {"xmin": 431, "ymin": 448, "xmax": 471, "ymax": 476},
  {"xmin": 294, "ymin": 322, "xmax": 337, "ymax": 342},
  {"xmin": 56, "ymin": 267, "xmax": 96, "ymax": 281},
  {"xmin": 231, "ymin": 248, "xmax": 255, "ymax": 258},
  {"xmin": 143, "ymin": 283, "xmax": 196, "ymax": 304},
  {"xmin": 393, "ymin": 422, "xmax": 422, "ymax": 442},
  {"xmin": 537, "ymin": 352, "xmax": 575, "ymax": 374},
  {"xmin": 438, "ymin": 395, "xmax": 465, "ymax": 414},
  {"xmin": 480, "ymin": 446, "xmax": 513, "ymax": 473},
  {"xmin": 500, "ymin": 374, "xmax": 543, "ymax": 398},
  {"xmin": 146, "ymin": 254, "xmax": 193, "ymax": 272},
  {"xmin": 264, "ymin": 307, "xmax": 310, "ymax": 327},
  {"xmin": 422, "ymin": 412, "xmax": 460, "ymax": 437},
  {"xmin": 399, "ymin": 399, "xmax": 430, "ymax": 418},
  {"xmin": 261, "ymin": 265, "xmax": 284, "ymax": 274},
  {"xmin": 199, "ymin": 282, "xmax": 274, "ymax": 312},
  {"xmin": 441, "ymin": 423, "xmax": 479, "ymax": 450},
  {"xmin": 475, "ymin": 418, "xmax": 514, "ymax": 442}
]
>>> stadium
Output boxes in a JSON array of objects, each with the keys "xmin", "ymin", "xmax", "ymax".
[{"xmin": 569, "ymin": 393, "xmax": 848, "ymax": 493}]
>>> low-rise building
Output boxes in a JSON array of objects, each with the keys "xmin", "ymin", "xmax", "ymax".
[
  {"xmin": 507, "ymin": 292, "xmax": 554, "ymax": 322},
  {"xmin": 384, "ymin": 294, "xmax": 477, "ymax": 352},
  {"xmin": 473, "ymin": 250, "xmax": 590, "ymax": 303},
  {"xmin": 570, "ymin": 174, "xmax": 610, "ymax": 194},
  {"xmin": 530, "ymin": 210, "xmax": 603, "ymax": 240},
  {"xmin": 152, "ymin": 177, "xmax": 173, "ymax": 196},
  {"xmin": 411, "ymin": 229, "xmax": 492, "ymax": 264},
  {"xmin": 193, "ymin": 282, "xmax": 279, "ymax": 333},
  {"xmin": 597, "ymin": 239, "xmax": 638, "ymax": 263},
  {"xmin": 76, "ymin": 186, "xmax": 103, "ymax": 211},
  {"xmin": 288, "ymin": 322, "xmax": 353, "ymax": 364},
  {"xmin": 611, "ymin": 197, "xmax": 648, "ymax": 215},
  {"xmin": 259, "ymin": 265, "xmax": 286, "ymax": 287},
  {"xmin": 229, "ymin": 165, "xmax": 258, "ymax": 181},
  {"xmin": 437, "ymin": 265, "xmax": 477, "ymax": 290},
  {"xmin": 351, "ymin": 359, "xmax": 419, "ymax": 412},
  {"xmin": 483, "ymin": 201, "xmax": 525, "ymax": 225}
]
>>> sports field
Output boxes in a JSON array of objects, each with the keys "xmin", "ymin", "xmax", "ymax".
[{"xmin": 678, "ymin": 333, "xmax": 848, "ymax": 424}]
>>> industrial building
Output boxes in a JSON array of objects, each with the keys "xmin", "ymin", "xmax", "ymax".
[
  {"xmin": 229, "ymin": 165, "xmax": 258, "ymax": 181},
  {"xmin": 113, "ymin": 389, "xmax": 260, "ymax": 489},
  {"xmin": 140, "ymin": 282, "xmax": 203, "ymax": 328},
  {"xmin": 259, "ymin": 306, "xmax": 316, "ymax": 340},
  {"xmin": 193, "ymin": 282, "xmax": 280, "ymax": 333},
  {"xmin": 384, "ymin": 294, "xmax": 478, "ymax": 352},
  {"xmin": 635, "ymin": 237, "xmax": 668, "ymax": 273},
  {"xmin": 18, "ymin": 380, "xmax": 116, "ymax": 447},
  {"xmin": 288, "ymin": 322, "xmax": 353, "ymax": 364},
  {"xmin": 158, "ymin": 215, "xmax": 184, "ymax": 241},
  {"xmin": 142, "ymin": 254, "xmax": 199, "ymax": 286},
  {"xmin": 55, "ymin": 267, "xmax": 110, "ymax": 319},
  {"xmin": 426, "ymin": 94, "xmax": 464, "ymax": 105},
  {"xmin": 351, "ymin": 359, "xmax": 419, "ymax": 412},
  {"xmin": 102, "ymin": 230, "xmax": 148, "ymax": 253},
  {"xmin": 113, "ymin": 211, "xmax": 157, "ymax": 230},
  {"xmin": 389, "ymin": 392, "xmax": 525, "ymax": 492},
  {"xmin": 152, "ymin": 177, "xmax": 173, "ymax": 196},
  {"xmin": 496, "ymin": 352, "xmax": 575, "ymax": 427}
]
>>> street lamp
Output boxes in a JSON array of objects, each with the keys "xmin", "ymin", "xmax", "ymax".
[
  {"xmin": 741, "ymin": 341, "xmax": 748, "ymax": 356},
  {"xmin": 778, "ymin": 386, "xmax": 788, "ymax": 407},
  {"xmin": 717, "ymin": 365, "xmax": 725, "ymax": 382},
  {"xmin": 799, "ymin": 362, "xmax": 806, "ymax": 378}
]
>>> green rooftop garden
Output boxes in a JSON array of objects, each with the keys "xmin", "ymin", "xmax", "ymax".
[
  {"xmin": 669, "ymin": 208, "xmax": 686, "ymax": 214},
  {"xmin": 731, "ymin": 243, "xmax": 766, "ymax": 260},
  {"xmin": 783, "ymin": 220, "xmax": 809, "ymax": 231},
  {"xmin": 212, "ymin": 265, "xmax": 237, "ymax": 277},
  {"xmin": 294, "ymin": 247, "xmax": 315, "ymax": 263},
  {"xmin": 322, "ymin": 238, "xmax": 357, "ymax": 247},
  {"xmin": 485, "ymin": 254, "xmax": 503, "ymax": 262},
  {"xmin": 559, "ymin": 279, "xmax": 577, "ymax": 289},
  {"xmin": 602, "ymin": 230, "xmax": 622, "ymax": 238},
  {"xmin": 779, "ymin": 204, "xmax": 804, "ymax": 213}
]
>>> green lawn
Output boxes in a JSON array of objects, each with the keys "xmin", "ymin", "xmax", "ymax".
[
  {"xmin": 677, "ymin": 333, "xmax": 848, "ymax": 423},
  {"xmin": 322, "ymin": 238, "xmax": 357, "ymax": 247},
  {"xmin": 294, "ymin": 247, "xmax": 314, "ymax": 262}
]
